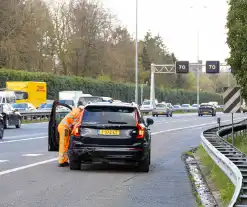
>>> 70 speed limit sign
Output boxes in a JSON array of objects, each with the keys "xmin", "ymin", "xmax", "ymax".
[
  {"xmin": 175, "ymin": 61, "xmax": 189, "ymax": 73},
  {"xmin": 206, "ymin": 61, "xmax": 220, "ymax": 73}
]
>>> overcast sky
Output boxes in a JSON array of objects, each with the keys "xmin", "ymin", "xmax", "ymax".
[{"xmin": 101, "ymin": 0, "xmax": 229, "ymax": 63}]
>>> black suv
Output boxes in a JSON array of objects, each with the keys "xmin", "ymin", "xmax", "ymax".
[{"xmin": 48, "ymin": 101, "xmax": 154, "ymax": 172}]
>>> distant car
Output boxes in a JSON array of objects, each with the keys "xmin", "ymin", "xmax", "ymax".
[
  {"xmin": 198, "ymin": 104, "xmax": 216, "ymax": 116},
  {"xmin": 181, "ymin": 104, "xmax": 191, "ymax": 112},
  {"xmin": 140, "ymin": 100, "xmax": 154, "ymax": 114},
  {"xmin": 152, "ymin": 103, "xmax": 172, "ymax": 117},
  {"xmin": 173, "ymin": 105, "xmax": 181, "ymax": 111},
  {"xmin": 38, "ymin": 101, "xmax": 54, "ymax": 110},
  {"xmin": 191, "ymin": 104, "xmax": 198, "ymax": 110},
  {"xmin": 39, "ymin": 103, "xmax": 53, "ymax": 112},
  {"xmin": 12, "ymin": 103, "xmax": 37, "ymax": 112},
  {"xmin": 1, "ymin": 103, "xmax": 21, "ymax": 129},
  {"xmin": 48, "ymin": 101, "xmax": 154, "ymax": 172},
  {"xmin": 37, "ymin": 103, "xmax": 46, "ymax": 110}
]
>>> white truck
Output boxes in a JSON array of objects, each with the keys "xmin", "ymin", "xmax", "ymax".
[{"xmin": 58, "ymin": 91, "xmax": 92, "ymax": 110}]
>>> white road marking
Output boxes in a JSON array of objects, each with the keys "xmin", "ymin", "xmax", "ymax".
[
  {"xmin": 0, "ymin": 158, "xmax": 57, "ymax": 176},
  {"xmin": 22, "ymin": 154, "xmax": 43, "ymax": 157},
  {"xmin": 151, "ymin": 117, "xmax": 245, "ymax": 135},
  {"xmin": 4, "ymin": 133, "xmax": 47, "ymax": 139},
  {"xmin": 0, "ymin": 136, "xmax": 47, "ymax": 144},
  {"xmin": 0, "ymin": 160, "xmax": 9, "ymax": 163}
]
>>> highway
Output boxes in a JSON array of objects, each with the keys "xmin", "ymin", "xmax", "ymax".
[{"xmin": 0, "ymin": 113, "xmax": 246, "ymax": 207}]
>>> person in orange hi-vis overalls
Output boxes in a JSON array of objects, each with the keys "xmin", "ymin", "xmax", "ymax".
[{"xmin": 57, "ymin": 105, "xmax": 84, "ymax": 167}]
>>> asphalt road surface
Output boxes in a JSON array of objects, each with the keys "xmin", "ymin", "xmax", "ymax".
[{"xmin": 0, "ymin": 112, "xmax": 246, "ymax": 207}]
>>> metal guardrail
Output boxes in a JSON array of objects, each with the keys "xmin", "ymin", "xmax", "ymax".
[
  {"xmin": 201, "ymin": 119, "xmax": 247, "ymax": 207},
  {"xmin": 19, "ymin": 110, "xmax": 69, "ymax": 120}
]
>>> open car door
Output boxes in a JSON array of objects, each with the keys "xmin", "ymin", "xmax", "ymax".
[{"xmin": 48, "ymin": 100, "xmax": 72, "ymax": 151}]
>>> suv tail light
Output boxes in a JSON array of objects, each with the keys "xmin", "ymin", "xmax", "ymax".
[
  {"xmin": 134, "ymin": 110, "xmax": 144, "ymax": 139},
  {"xmin": 136, "ymin": 123, "xmax": 145, "ymax": 139}
]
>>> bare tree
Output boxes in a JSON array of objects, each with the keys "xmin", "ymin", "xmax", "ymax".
[{"xmin": 51, "ymin": 0, "xmax": 73, "ymax": 75}]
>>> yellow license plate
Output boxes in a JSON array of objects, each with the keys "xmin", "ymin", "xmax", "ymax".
[{"xmin": 99, "ymin": 130, "xmax": 120, "ymax": 135}]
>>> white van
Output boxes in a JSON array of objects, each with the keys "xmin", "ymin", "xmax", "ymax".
[
  {"xmin": 58, "ymin": 91, "xmax": 86, "ymax": 108},
  {"xmin": 0, "ymin": 91, "xmax": 16, "ymax": 104}
]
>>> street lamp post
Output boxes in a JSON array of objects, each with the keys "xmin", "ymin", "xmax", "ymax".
[
  {"xmin": 196, "ymin": 29, "xmax": 200, "ymax": 108},
  {"xmin": 190, "ymin": 5, "xmax": 207, "ymax": 108},
  {"xmin": 135, "ymin": 0, "xmax": 138, "ymax": 104}
]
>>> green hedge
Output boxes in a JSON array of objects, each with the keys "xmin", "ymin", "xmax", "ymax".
[{"xmin": 0, "ymin": 69, "xmax": 223, "ymax": 104}]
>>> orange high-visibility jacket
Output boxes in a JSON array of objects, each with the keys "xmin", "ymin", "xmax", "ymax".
[{"xmin": 58, "ymin": 108, "xmax": 83, "ymax": 130}]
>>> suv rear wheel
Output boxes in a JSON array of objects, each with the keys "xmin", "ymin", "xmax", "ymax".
[
  {"xmin": 0, "ymin": 120, "xmax": 3, "ymax": 139},
  {"xmin": 69, "ymin": 160, "xmax": 81, "ymax": 170},
  {"xmin": 137, "ymin": 152, "xmax": 150, "ymax": 172}
]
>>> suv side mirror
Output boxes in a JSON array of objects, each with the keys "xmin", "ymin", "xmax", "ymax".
[{"xmin": 146, "ymin": 118, "xmax": 154, "ymax": 126}]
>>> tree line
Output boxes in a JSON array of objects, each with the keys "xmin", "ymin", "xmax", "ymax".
[
  {"xmin": 226, "ymin": 0, "xmax": 247, "ymax": 99},
  {"xmin": 0, "ymin": 0, "xmax": 235, "ymax": 93}
]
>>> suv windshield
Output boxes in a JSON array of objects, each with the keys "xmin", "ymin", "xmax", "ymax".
[{"xmin": 82, "ymin": 106, "xmax": 137, "ymax": 125}]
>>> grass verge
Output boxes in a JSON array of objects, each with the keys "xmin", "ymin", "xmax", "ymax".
[
  {"xmin": 227, "ymin": 133, "xmax": 247, "ymax": 154},
  {"xmin": 196, "ymin": 145, "xmax": 234, "ymax": 207}
]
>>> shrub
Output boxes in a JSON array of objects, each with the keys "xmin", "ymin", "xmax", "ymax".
[{"xmin": 0, "ymin": 69, "xmax": 222, "ymax": 104}]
